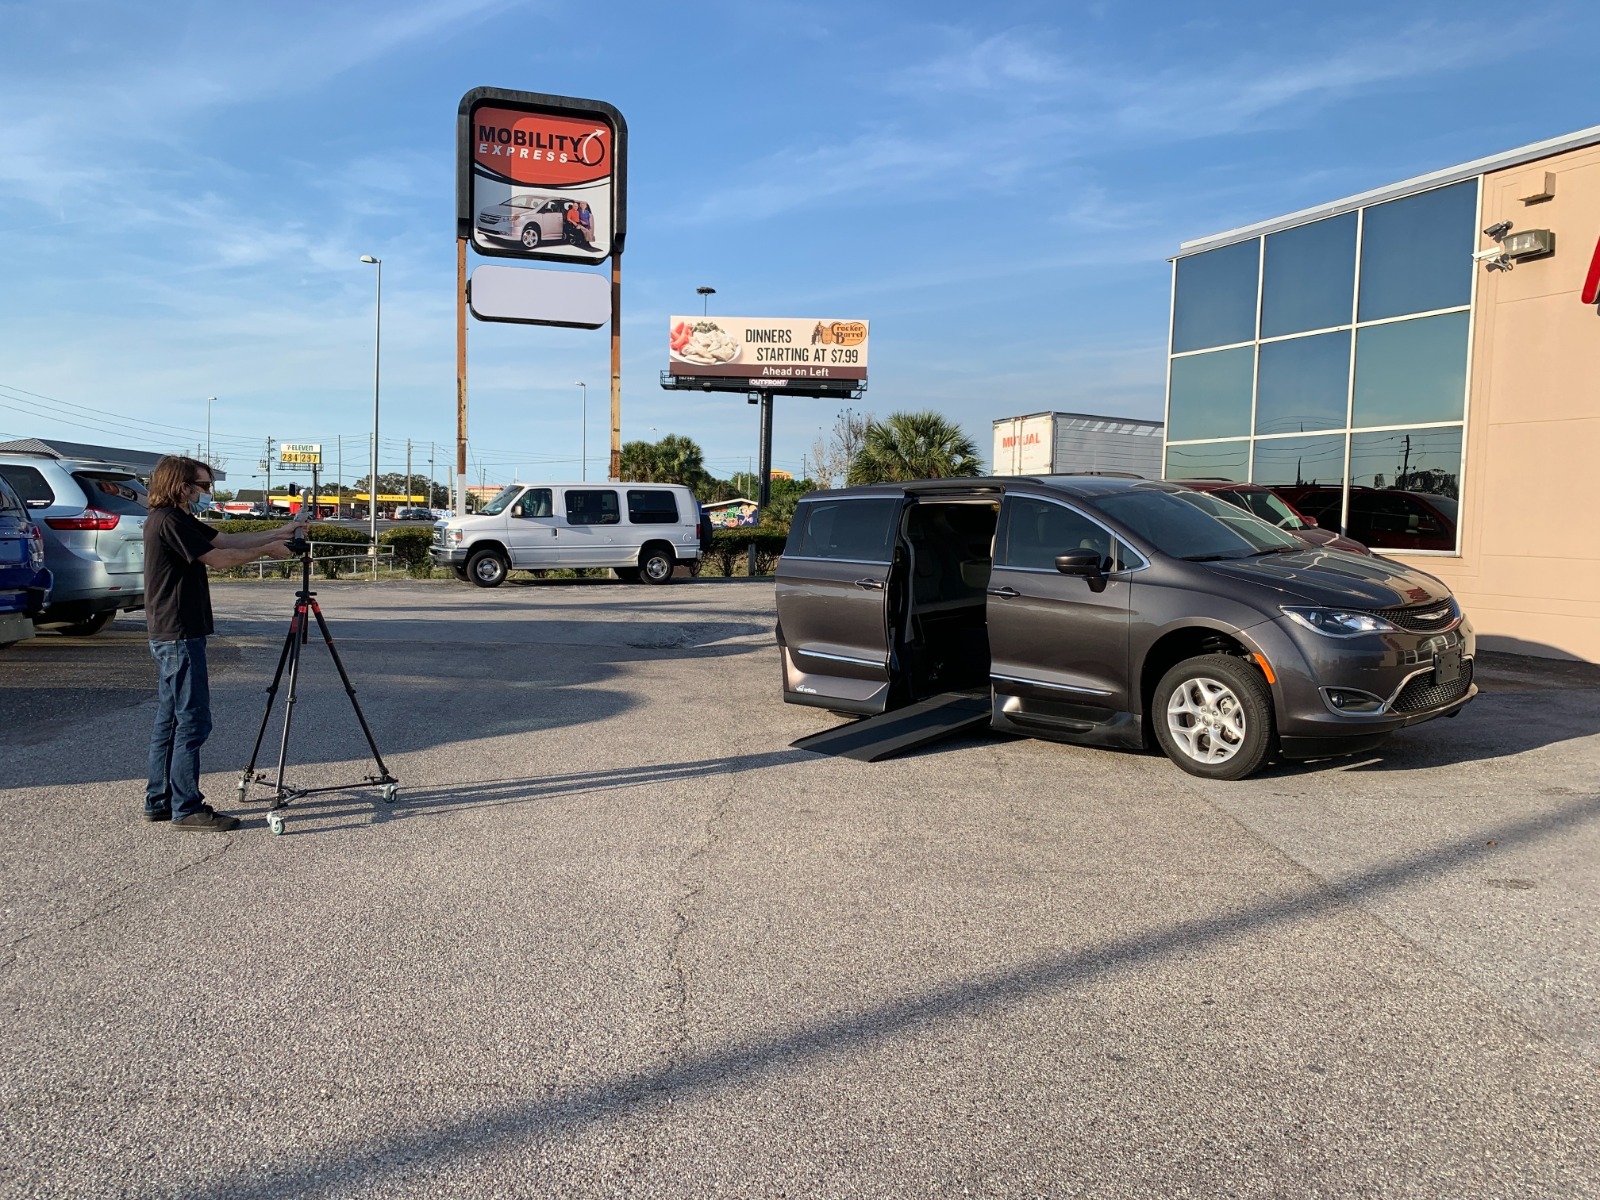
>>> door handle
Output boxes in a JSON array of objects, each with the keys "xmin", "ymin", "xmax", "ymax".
[
  {"xmin": 854, "ymin": 578, "xmax": 885, "ymax": 591},
  {"xmin": 987, "ymin": 586, "xmax": 1021, "ymax": 599}
]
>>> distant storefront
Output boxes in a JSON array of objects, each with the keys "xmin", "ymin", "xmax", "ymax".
[
  {"xmin": 1167, "ymin": 125, "xmax": 1600, "ymax": 662},
  {"xmin": 705, "ymin": 498, "xmax": 760, "ymax": 529}
]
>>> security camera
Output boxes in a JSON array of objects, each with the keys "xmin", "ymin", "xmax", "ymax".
[
  {"xmin": 1483, "ymin": 220, "xmax": 1513, "ymax": 241},
  {"xmin": 1471, "ymin": 247, "xmax": 1505, "ymax": 262}
]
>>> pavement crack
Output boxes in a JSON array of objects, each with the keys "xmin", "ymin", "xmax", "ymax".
[{"xmin": 663, "ymin": 782, "xmax": 732, "ymax": 1070}]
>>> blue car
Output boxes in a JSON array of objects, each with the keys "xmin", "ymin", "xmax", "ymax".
[{"xmin": 0, "ymin": 472, "xmax": 51, "ymax": 648}]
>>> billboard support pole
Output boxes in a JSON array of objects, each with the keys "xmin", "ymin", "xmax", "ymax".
[
  {"xmin": 455, "ymin": 236, "xmax": 469, "ymax": 517},
  {"xmin": 609, "ymin": 255, "xmax": 622, "ymax": 481},
  {"xmin": 758, "ymin": 391, "xmax": 774, "ymax": 509}
]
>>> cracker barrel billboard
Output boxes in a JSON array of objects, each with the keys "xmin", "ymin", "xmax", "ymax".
[
  {"xmin": 667, "ymin": 317, "xmax": 869, "ymax": 382},
  {"xmin": 457, "ymin": 89, "xmax": 627, "ymax": 265}
]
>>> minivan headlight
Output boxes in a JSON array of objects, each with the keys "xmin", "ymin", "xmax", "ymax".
[{"xmin": 1281, "ymin": 606, "xmax": 1397, "ymax": 638}]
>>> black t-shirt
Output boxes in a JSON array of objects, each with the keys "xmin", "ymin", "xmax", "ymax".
[{"xmin": 143, "ymin": 506, "xmax": 218, "ymax": 641}]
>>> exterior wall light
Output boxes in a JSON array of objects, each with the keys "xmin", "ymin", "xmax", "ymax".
[{"xmin": 1502, "ymin": 229, "xmax": 1555, "ymax": 261}]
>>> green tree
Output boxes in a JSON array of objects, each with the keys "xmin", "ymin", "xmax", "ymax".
[
  {"xmin": 619, "ymin": 434, "xmax": 715, "ymax": 498},
  {"xmin": 846, "ymin": 411, "xmax": 983, "ymax": 485}
]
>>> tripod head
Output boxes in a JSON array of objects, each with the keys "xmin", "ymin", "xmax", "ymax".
[{"xmin": 286, "ymin": 533, "xmax": 311, "ymax": 557}]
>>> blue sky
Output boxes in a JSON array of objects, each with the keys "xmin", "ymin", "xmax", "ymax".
[{"xmin": 2, "ymin": 0, "xmax": 1598, "ymax": 491}]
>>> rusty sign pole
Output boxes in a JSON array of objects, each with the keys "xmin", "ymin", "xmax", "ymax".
[{"xmin": 455, "ymin": 236, "xmax": 469, "ymax": 516}]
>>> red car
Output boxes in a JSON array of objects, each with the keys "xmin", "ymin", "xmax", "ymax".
[
  {"xmin": 1273, "ymin": 486, "xmax": 1457, "ymax": 554},
  {"xmin": 1173, "ymin": 479, "xmax": 1371, "ymax": 555}
]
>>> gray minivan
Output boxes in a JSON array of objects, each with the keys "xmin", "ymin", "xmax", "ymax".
[
  {"xmin": 0, "ymin": 451, "xmax": 148, "ymax": 635},
  {"xmin": 775, "ymin": 476, "xmax": 1476, "ymax": 780}
]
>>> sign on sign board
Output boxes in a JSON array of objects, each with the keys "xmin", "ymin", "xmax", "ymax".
[
  {"xmin": 457, "ymin": 88, "xmax": 627, "ymax": 266},
  {"xmin": 667, "ymin": 317, "xmax": 868, "ymax": 383},
  {"xmin": 279, "ymin": 442, "xmax": 322, "ymax": 466}
]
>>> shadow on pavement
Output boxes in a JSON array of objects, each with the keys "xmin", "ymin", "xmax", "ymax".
[{"xmin": 173, "ymin": 789, "xmax": 1600, "ymax": 1200}]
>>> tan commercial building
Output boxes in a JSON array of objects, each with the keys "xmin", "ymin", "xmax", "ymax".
[{"xmin": 1166, "ymin": 125, "xmax": 1600, "ymax": 662}]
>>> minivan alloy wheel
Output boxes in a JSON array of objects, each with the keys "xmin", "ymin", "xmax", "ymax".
[
  {"xmin": 1166, "ymin": 676, "xmax": 1247, "ymax": 764},
  {"xmin": 1152, "ymin": 654, "xmax": 1275, "ymax": 781}
]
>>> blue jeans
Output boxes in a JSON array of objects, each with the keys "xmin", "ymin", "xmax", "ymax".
[{"xmin": 146, "ymin": 638, "xmax": 213, "ymax": 820}]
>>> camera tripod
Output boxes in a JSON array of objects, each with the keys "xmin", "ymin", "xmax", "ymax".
[{"xmin": 238, "ymin": 534, "xmax": 399, "ymax": 834}]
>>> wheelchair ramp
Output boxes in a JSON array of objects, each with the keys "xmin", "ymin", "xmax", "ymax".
[{"xmin": 791, "ymin": 691, "xmax": 991, "ymax": 763}]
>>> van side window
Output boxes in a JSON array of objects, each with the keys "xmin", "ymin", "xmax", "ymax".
[
  {"xmin": 565, "ymin": 489, "xmax": 620, "ymax": 526},
  {"xmin": 627, "ymin": 490, "xmax": 679, "ymax": 524},
  {"xmin": 513, "ymin": 488, "xmax": 552, "ymax": 518},
  {"xmin": 0, "ymin": 465, "xmax": 56, "ymax": 507},
  {"xmin": 788, "ymin": 498, "xmax": 899, "ymax": 562},
  {"xmin": 998, "ymin": 497, "xmax": 1115, "ymax": 572}
]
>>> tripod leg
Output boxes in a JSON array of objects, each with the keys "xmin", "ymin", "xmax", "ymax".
[
  {"xmin": 272, "ymin": 599, "xmax": 308, "ymax": 803},
  {"xmin": 308, "ymin": 599, "xmax": 395, "ymax": 782},
  {"xmin": 240, "ymin": 608, "xmax": 305, "ymax": 794}
]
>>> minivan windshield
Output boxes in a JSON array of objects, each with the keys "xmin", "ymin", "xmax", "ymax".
[
  {"xmin": 1096, "ymin": 488, "xmax": 1301, "ymax": 561},
  {"xmin": 478, "ymin": 485, "xmax": 522, "ymax": 516}
]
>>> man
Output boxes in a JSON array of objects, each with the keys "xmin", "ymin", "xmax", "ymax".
[{"xmin": 143, "ymin": 456, "xmax": 305, "ymax": 831}]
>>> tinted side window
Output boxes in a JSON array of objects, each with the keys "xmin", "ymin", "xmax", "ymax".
[
  {"xmin": 627, "ymin": 490, "xmax": 679, "ymax": 524},
  {"xmin": 514, "ymin": 488, "xmax": 552, "ymax": 518},
  {"xmin": 998, "ymin": 497, "xmax": 1114, "ymax": 571},
  {"xmin": 73, "ymin": 472, "xmax": 147, "ymax": 515},
  {"xmin": 0, "ymin": 465, "xmax": 56, "ymax": 507},
  {"xmin": 564, "ymin": 489, "xmax": 620, "ymax": 525},
  {"xmin": 788, "ymin": 498, "xmax": 899, "ymax": 562}
]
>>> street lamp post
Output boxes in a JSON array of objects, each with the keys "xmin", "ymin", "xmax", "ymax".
[
  {"xmin": 360, "ymin": 256, "xmax": 382, "ymax": 549},
  {"xmin": 696, "ymin": 285, "xmax": 716, "ymax": 316},
  {"xmin": 574, "ymin": 380, "xmax": 587, "ymax": 481},
  {"xmin": 206, "ymin": 396, "xmax": 215, "ymax": 468}
]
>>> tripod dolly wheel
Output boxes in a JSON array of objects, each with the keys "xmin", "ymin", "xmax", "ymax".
[
  {"xmin": 381, "ymin": 783, "xmax": 400, "ymax": 804},
  {"xmin": 267, "ymin": 812, "xmax": 286, "ymax": 836}
]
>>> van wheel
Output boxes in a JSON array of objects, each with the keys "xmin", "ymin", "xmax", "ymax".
[
  {"xmin": 520, "ymin": 224, "xmax": 541, "ymax": 250},
  {"xmin": 640, "ymin": 545, "xmax": 675, "ymax": 585},
  {"xmin": 54, "ymin": 611, "xmax": 115, "ymax": 637},
  {"xmin": 467, "ymin": 548, "xmax": 509, "ymax": 588},
  {"xmin": 1153, "ymin": 654, "xmax": 1275, "ymax": 781},
  {"xmin": 614, "ymin": 567, "xmax": 641, "ymax": 583}
]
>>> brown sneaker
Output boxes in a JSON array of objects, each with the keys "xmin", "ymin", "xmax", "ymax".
[{"xmin": 172, "ymin": 809, "xmax": 241, "ymax": 832}]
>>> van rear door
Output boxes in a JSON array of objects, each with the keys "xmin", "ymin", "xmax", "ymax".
[{"xmin": 775, "ymin": 495, "xmax": 905, "ymax": 715}]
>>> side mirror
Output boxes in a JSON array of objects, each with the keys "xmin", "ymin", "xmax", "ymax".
[
  {"xmin": 1054, "ymin": 549, "xmax": 1103, "ymax": 576},
  {"xmin": 1301, "ymin": 515, "xmax": 1319, "ymax": 528}
]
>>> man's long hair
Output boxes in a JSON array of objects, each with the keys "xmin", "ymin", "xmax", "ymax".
[{"xmin": 148, "ymin": 455, "xmax": 209, "ymax": 509}]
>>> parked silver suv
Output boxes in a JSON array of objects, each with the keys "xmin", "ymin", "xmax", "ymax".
[{"xmin": 0, "ymin": 451, "xmax": 149, "ymax": 635}]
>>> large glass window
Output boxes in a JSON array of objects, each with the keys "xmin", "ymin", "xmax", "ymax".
[
  {"xmin": 1164, "ymin": 441, "xmax": 1249, "ymax": 481},
  {"xmin": 1166, "ymin": 348, "xmax": 1253, "ymax": 441},
  {"xmin": 1261, "ymin": 212, "xmax": 1356, "ymax": 337},
  {"xmin": 1255, "ymin": 332, "xmax": 1351, "ymax": 434},
  {"xmin": 1171, "ymin": 240, "xmax": 1259, "ymax": 352},
  {"xmin": 1251, "ymin": 434, "xmax": 1346, "ymax": 488},
  {"xmin": 1351, "ymin": 312, "xmax": 1469, "ymax": 428},
  {"xmin": 1357, "ymin": 181, "xmax": 1476, "ymax": 322}
]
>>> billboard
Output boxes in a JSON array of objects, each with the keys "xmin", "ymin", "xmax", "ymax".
[
  {"xmin": 457, "ymin": 88, "xmax": 627, "ymax": 265},
  {"xmin": 667, "ymin": 317, "xmax": 868, "ymax": 384}
]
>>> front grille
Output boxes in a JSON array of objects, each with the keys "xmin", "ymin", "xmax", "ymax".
[
  {"xmin": 1392, "ymin": 658, "xmax": 1474, "ymax": 713},
  {"xmin": 1373, "ymin": 598, "xmax": 1460, "ymax": 633}
]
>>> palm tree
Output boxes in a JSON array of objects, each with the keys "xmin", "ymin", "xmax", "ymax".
[
  {"xmin": 619, "ymin": 433, "xmax": 717, "ymax": 499},
  {"xmin": 846, "ymin": 411, "xmax": 983, "ymax": 484}
]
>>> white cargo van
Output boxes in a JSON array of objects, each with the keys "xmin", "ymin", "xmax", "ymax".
[{"xmin": 431, "ymin": 482, "xmax": 708, "ymax": 587}]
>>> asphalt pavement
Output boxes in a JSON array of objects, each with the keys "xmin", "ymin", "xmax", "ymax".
[{"xmin": 2, "ymin": 578, "xmax": 1597, "ymax": 1198}]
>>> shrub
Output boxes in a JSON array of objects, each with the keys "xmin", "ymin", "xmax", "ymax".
[{"xmin": 705, "ymin": 529, "xmax": 787, "ymax": 576}]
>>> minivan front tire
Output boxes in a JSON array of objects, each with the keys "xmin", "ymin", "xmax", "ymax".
[
  {"xmin": 1152, "ymin": 654, "xmax": 1275, "ymax": 781},
  {"xmin": 467, "ymin": 548, "xmax": 509, "ymax": 588}
]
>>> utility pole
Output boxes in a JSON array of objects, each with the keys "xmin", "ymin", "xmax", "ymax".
[
  {"xmin": 406, "ymin": 438, "xmax": 413, "ymax": 506},
  {"xmin": 337, "ymin": 434, "xmax": 343, "ymax": 519},
  {"xmin": 429, "ymin": 441, "xmax": 436, "ymax": 509},
  {"xmin": 265, "ymin": 436, "xmax": 275, "ymax": 511}
]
